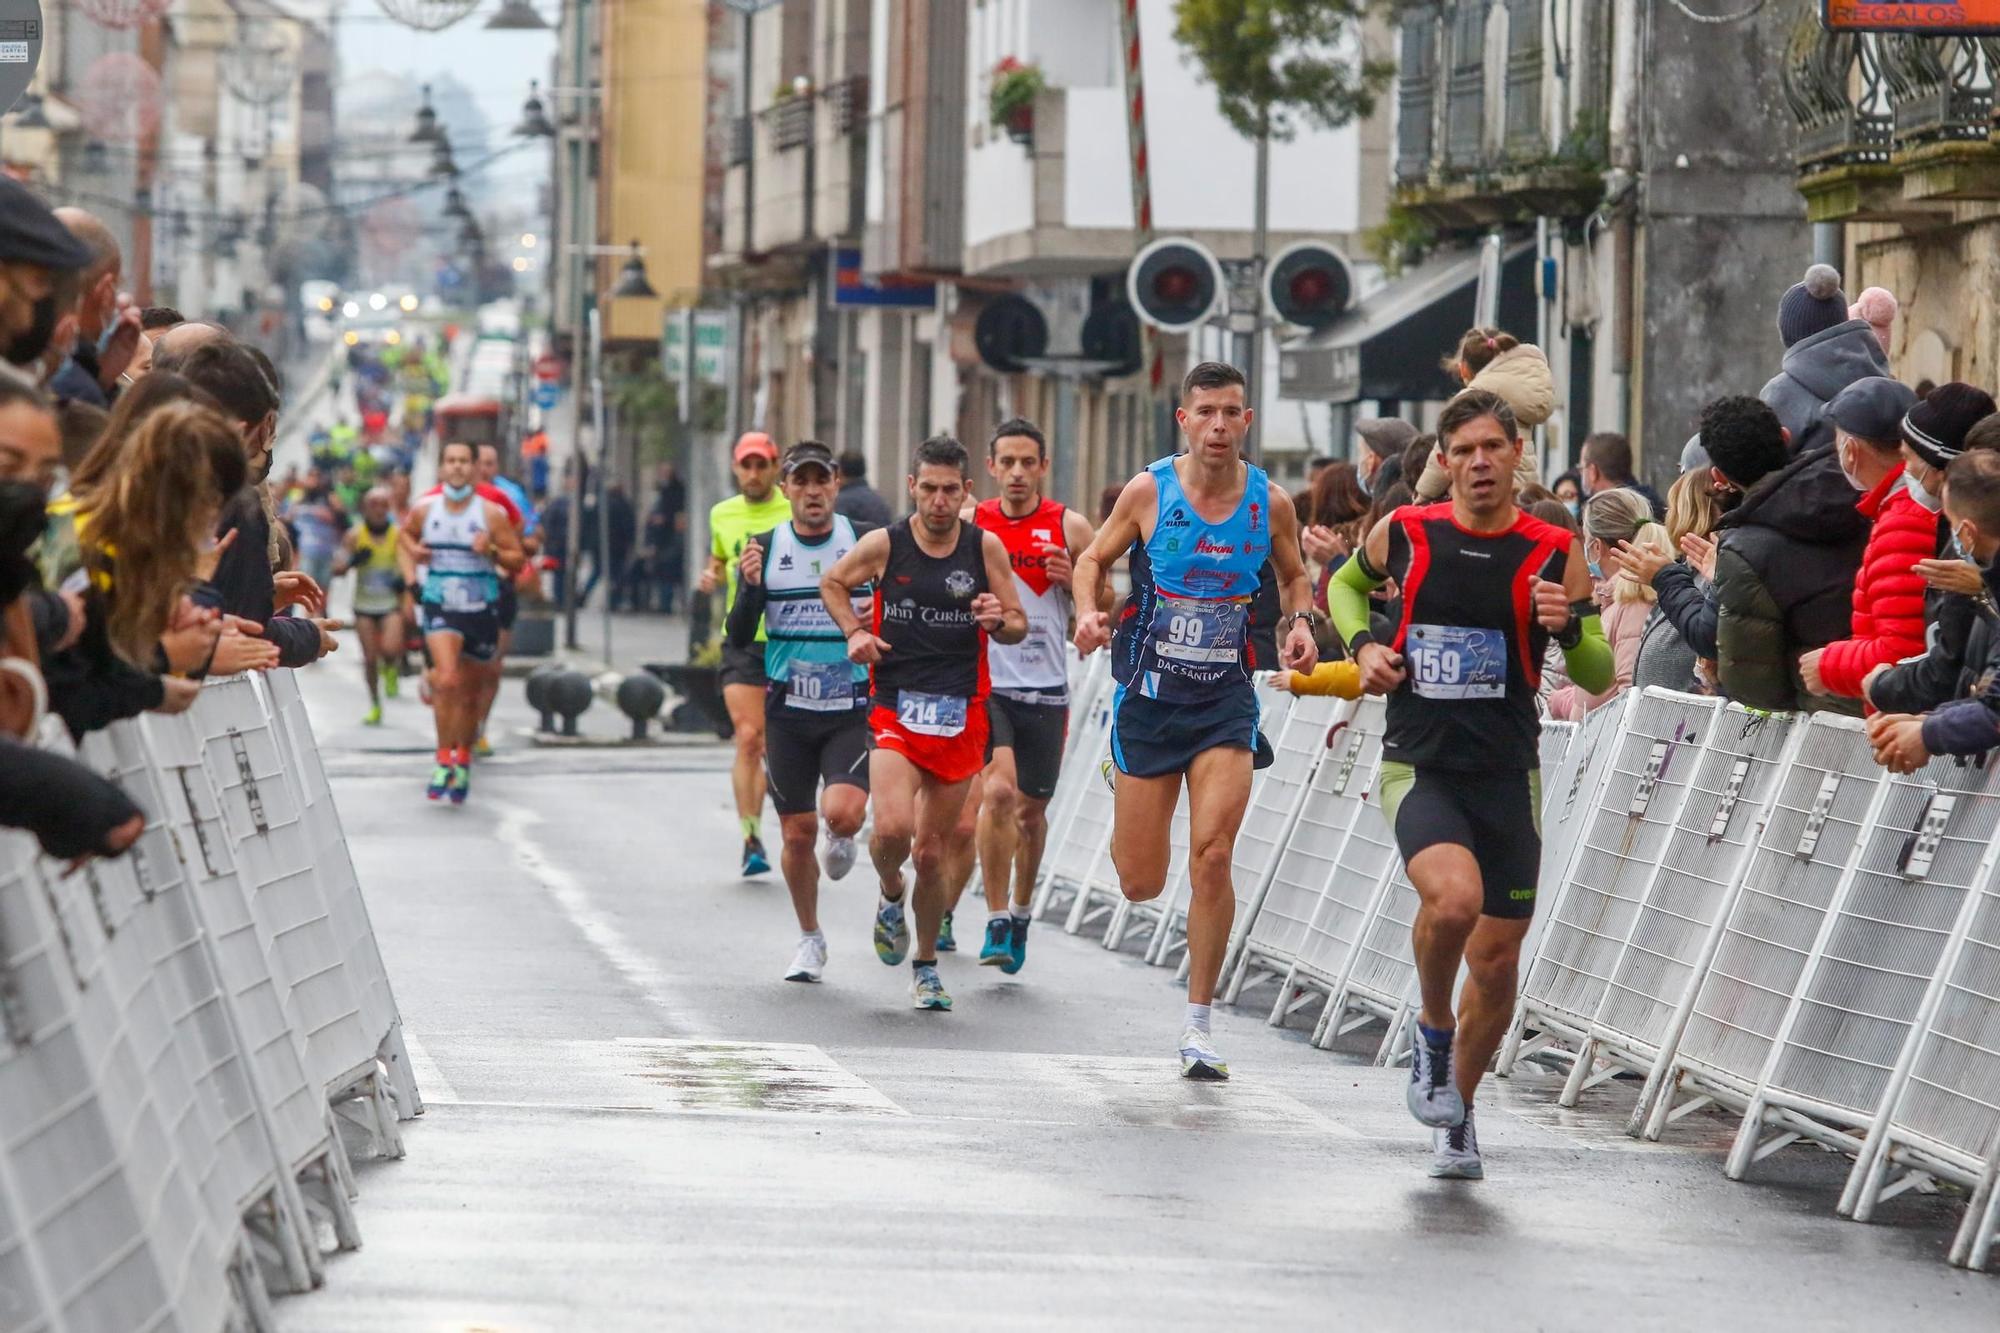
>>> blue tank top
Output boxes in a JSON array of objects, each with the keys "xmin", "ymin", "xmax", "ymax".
[{"xmin": 1112, "ymin": 454, "xmax": 1271, "ymax": 702}]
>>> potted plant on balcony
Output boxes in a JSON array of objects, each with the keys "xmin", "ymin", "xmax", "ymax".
[{"xmin": 989, "ymin": 56, "xmax": 1044, "ymax": 146}]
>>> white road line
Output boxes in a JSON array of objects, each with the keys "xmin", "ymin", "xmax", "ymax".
[
  {"xmin": 491, "ymin": 798, "xmax": 709, "ymax": 1031},
  {"xmin": 399, "ymin": 1028, "xmax": 461, "ymax": 1105}
]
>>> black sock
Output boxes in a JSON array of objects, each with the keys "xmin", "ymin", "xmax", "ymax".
[{"xmin": 912, "ymin": 958, "xmax": 937, "ymax": 972}]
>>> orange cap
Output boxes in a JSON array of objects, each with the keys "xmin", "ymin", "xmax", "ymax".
[{"xmin": 733, "ymin": 432, "xmax": 778, "ymax": 463}]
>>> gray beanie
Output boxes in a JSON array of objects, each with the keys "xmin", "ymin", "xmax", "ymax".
[{"xmin": 1777, "ymin": 264, "xmax": 1848, "ymax": 348}]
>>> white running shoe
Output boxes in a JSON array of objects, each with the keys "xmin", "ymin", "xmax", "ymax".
[
  {"xmin": 1179, "ymin": 1027, "xmax": 1229, "ymax": 1081},
  {"xmin": 1429, "ymin": 1105, "xmax": 1483, "ymax": 1179},
  {"xmin": 784, "ymin": 934, "xmax": 827, "ymax": 983},
  {"xmin": 823, "ymin": 834, "xmax": 857, "ymax": 882},
  {"xmin": 1406, "ymin": 1016, "xmax": 1466, "ymax": 1128}
]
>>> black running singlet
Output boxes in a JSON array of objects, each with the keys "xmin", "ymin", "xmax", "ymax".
[
  {"xmin": 1382, "ymin": 502, "xmax": 1571, "ymax": 772},
  {"xmin": 870, "ymin": 519, "xmax": 990, "ymax": 710}
]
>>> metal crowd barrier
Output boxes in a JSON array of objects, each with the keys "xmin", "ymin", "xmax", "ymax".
[
  {"xmin": 1030, "ymin": 683, "xmax": 2000, "ymax": 1271},
  {"xmin": 0, "ymin": 670, "xmax": 421, "ymax": 1329}
]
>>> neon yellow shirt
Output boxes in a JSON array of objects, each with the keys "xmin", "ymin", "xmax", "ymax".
[{"xmin": 709, "ymin": 490, "xmax": 792, "ymax": 641}]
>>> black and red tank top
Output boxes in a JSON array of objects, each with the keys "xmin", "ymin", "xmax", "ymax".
[
  {"xmin": 1382, "ymin": 502, "xmax": 1571, "ymax": 772},
  {"xmin": 871, "ymin": 519, "xmax": 990, "ymax": 709}
]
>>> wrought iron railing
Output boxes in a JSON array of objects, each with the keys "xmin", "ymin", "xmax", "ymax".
[
  {"xmin": 764, "ymin": 95, "xmax": 813, "ymax": 153},
  {"xmin": 1395, "ymin": 4, "xmax": 1440, "ymax": 185},
  {"xmin": 824, "ymin": 75, "xmax": 870, "ymax": 137},
  {"xmin": 1784, "ymin": 22, "xmax": 1997, "ymax": 173}
]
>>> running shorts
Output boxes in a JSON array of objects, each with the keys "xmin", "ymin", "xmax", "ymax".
[
  {"xmin": 986, "ymin": 691, "xmax": 1068, "ymax": 801},
  {"xmin": 763, "ymin": 700, "xmax": 871, "ymax": 816},
  {"xmin": 720, "ymin": 641, "xmax": 769, "ymax": 691},
  {"xmin": 1378, "ymin": 763, "xmax": 1542, "ymax": 920},
  {"xmin": 1109, "ymin": 684, "xmax": 1258, "ymax": 779},
  {"xmin": 353, "ymin": 608, "xmax": 397, "ymax": 627},
  {"xmin": 869, "ymin": 699, "xmax": 990, "ymax": 785},
  {"xmin": 496, "ymin": 583, "xmax": 519, "ymax": 632},
  {"xmin": 421, "ymin": 605, "xmax": 501, "ymax": 663}
]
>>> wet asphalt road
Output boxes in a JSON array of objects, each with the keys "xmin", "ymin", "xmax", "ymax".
[{"xmin": 275, "ymin": 652, "xmax": 1999, "ymax": 1331}]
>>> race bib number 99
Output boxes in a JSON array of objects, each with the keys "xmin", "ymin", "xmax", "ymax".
[
  {"xmin": 897, "ymin": 690, "xmax": 968, "ymax": 737},
  {"xmin": 1148, "ymin": 596, "xmax": 1245, "ymax": 666},
  {"xmin": 1407, "ymin": 624, "xmax": 1507, "ymax": 700}
]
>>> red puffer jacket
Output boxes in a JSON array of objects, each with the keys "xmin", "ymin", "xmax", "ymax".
[{"xmin": 1817, "ymin": 464, "xmax": 1936, "ymax": 699}]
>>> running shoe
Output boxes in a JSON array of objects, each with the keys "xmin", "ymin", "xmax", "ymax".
[
  {"xmin": 447, "ymin": 765, "xmax": 470, "ymax": 806},
  {"xmin": 937, "ymin": 911, "xmax": 957, "ymax": 952},
  {"xmin": 822, "ymin": 833, "xmax": 857, "ymax": 882},
  {"xmin": 979, "ymin": 917, "xmax": 1012, "ymax": 967},
  {"xmin": 910, "ymin": 963, "xmax": 952, "ymax": 1012},
  {"xmin": 785, "ymin": 934, "xmax": 827, "ymax": 984},
  {"xmin": 475, "ymin": 735, "xmax": 494, "ymax": 758},
  {"xmin": 1099, "ymin": 757, "xmax": 1117, "ymax": 793},
  {"xmin": 1429, "ymin": 1105, "xmax": 1483, "ymax": 1180},
  {"xmin": 1180, "ymin": 1027, "xmax": 1229, "ymax": 1081},
  {"xmin": 1407, "ymin": 1017, "xmax": 1466, "ymax": 1128},
  {"xmin": 363, "ymin": 703, "xmax": 383, "ymax": 727},
  {"xmin": 742, "ymin": 836, "xmax": 771, "ymax": 876},
  {"xmin": 1003, "ymin": 915, "xmax": 1029, "ymax": 976},
  {"xmin": 873, "ymin": 897, "xmax": 910, "ymax": 966},
  {"xmin": 382, "ymin": 663, "xmax": 400, "ymax": 698},
  {"xmin": 425, "ymin": 763, "xmax": 452, "ymax": 801}
]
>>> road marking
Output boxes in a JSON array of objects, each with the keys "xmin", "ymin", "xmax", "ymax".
[
  {"xmin": 491, "ymin": 799, "xmax": 710, "ymax": 1032},
  {"xmin": 400, "ymin": 1028, "xmax": 461, "ymax": 1104},
  {"xmin": 599, "ymin": 1038, "xmax": 907, "ymax": 1116}
]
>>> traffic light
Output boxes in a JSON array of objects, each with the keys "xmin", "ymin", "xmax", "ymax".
[
  {"xmin": 1080, "ymin": 297, "xmax": 1142, "ymax": 378},
  {"xmin": 973, "ymin": 294, "xmax": 1049, "ymax": 374},
  {"xmin": 1264, "ymin": 241, "xmax": 1354, "ymax": 331},
  {"xmin": 1127, "ymin": 238, "xmax": 1223, "ymax": 332}
]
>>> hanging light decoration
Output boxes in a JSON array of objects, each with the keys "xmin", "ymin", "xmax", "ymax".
[
  {"xmin": 514, "ymin": 81, "xmax": 556, "ymax": 138},
  {"xmin": 442, "ymin": 185, "xmax": 472, "ymax": 221},
  {"xmin": 484, "ymin": 0, "xmax": 549, "ymax": 30},
  {"xmin": 429, "ymin": 133, "xmax": 457, "ymax": 178},
  {"xmin": 611, "ymin": 243, "xmax": 658, "ymax": 300},
  {"xmin": 410, "ymin": 85, "xmax": 441, "ymax": 143},
  {"xmin": 77, "ymin": 52, "xmax": 162, "ymax": 143},
  {"xmin": 370, "ymin": 0, "xmax": 482, "ymax": 33},
  {"xmin": 219, "ymin": 16, "xmax": 295, "ymax": 108}
]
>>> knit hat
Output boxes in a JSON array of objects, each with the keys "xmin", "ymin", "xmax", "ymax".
[
  {"xmin": 1777, "ymin": 264, "xmax": 1849, "ymax": 348},
  {"xmin": 1848, "ymin": 286, "xmax": 1898, "ymax": 354},
  {"xmin": 1900, "ymin": 381, "xmax": 1999, "ymax": 470},
  {"xmin": 1680, "ymin": 433, "xmax": 1710, "ymax": 474},
  {"xmin": 1356, "ymin": 417, "xmax": 1417, "ymax": 459}
]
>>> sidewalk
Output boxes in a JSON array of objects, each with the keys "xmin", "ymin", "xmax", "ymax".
[{"xmin": 513, "ymin": 606, "xmax": 693, "ymax": 679}]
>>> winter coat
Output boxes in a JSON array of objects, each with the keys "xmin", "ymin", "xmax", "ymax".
[
  {"xmin": 1632, "ymin": 596, "xmax": 1706, "ymax": 695},
  {"xmin": 1758, "ymin": 319, "xmax": 1891, "ymax": 457},
  {"xmin": 1711, "ymin": 445, "xmax": 1871, "ymax": 715},
  {"xmin": 1415, "ymin": 344, "xmax": 1554, "ymax": 501},
  {"xmin": 1911, "ymin": 562, "xmax": 2000, "ymax": 758},
  {"xmin": 1815, "ymin": 467, "xmax": 1938, "ymax": 700},
  {"xmin": 1649, "ymin": 559, "xmax": 1717, "ymax": 661},
  {"xmin": 1546, "ymin": 593, "xmax": 1649, "ymax": 719},
  {"xmin": 1869, "ymin": 582, "xmax": 1988, "ymax": 717}
]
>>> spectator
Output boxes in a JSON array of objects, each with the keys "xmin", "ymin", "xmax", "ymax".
[
  {"xmin": 1759, "ymin": 264, "xmax": 1890, "ymax": 456},
  {"xmin": 1579, "ymin": 432, "xmax": 1665, "ymax": 517},
  {"xmin": 1529, "ymin": 500, "xmax": 1580, "ymax": 705},
  {"xmin": 0, "ymin": 178, "xmax": 95, "ymax": 388},
  {"xmin": 1355, "ymin": 417, "xmax": 1415, "ymax": 495},
  {"xmin": 284, "ymin": 466, "xmax": 346, "ymax": 594},
  {"xmin": 1868, "ymin": 448, "xmax": 2000, "ymax": 772},
  {"xmin": 1631, "ymin": 470, "xmax": 1726, "ymax": 694},
  {"xmin": 1553, "ymin": 469, "xmax": 1582, "ymax": 518},
  {"xmin": 604, "ymin": 482, "xmax": 637, "ymax": 609},
  {"xmin": 47, "ymin": 208, "xmax": 140, "ymax": 411},
  {"xmin": 1299, "ymin": 460, "xmax": 1369, "ymax": 611},
  {"xmin": 1416, "ymin": 329, "xmax": 1554, "ymax": 499},
  {"xmin": 1849, "ymin": 287, "xmax": 1898, "ymax": 355},
  {"xmin": 833, "ymin": 449, "xmax": 894, "ymax": 527},
  {"xmin": 642, "ymin": 462, "xmax": 687, "ymax": 613},
  {"xmin": 1797, "ymin": 378, "xmax": 1926, "ymax": 705},
  {"xmin": 149, "ymin": 321, "xmax": 230, "ymax": 375},
  {"xmin": 138, "ymin": 306, "xmax": 184, "ymax": 332},
  {"xmin": 1548, "ymin": 488, "xmax": 1669, "ymax": 719}
]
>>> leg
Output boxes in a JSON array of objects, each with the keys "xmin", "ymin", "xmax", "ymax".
[
  {"xmin": 1407, "ymin": 844, "xmax": 1484, "ymax": 1031},
  {"xmin": 777, "ymin": 811, "xmax": 822, "ymax": 933},
  {"xmin": 868, "ymin": 748, "xmax": 921, "ymax": 901},
  {"xmin": 945, "ymin": 771, "xmax": 983, "ymax": 911},
  {"xmin": 467, "ymin": 659, "xmax": 502, "ymax": 747},
  {"xmin": 1011, "ymin": 797, "xmax": 1052, "ymax": 910},
  {"xmin": 977, "ymin": 751, "xmax": 1022, "ymax": 915},
  {"xmin": 425, "ymin": 631, "xmax": 465, "ymax": 750},
  {"xmin": 1181, "ymin": 745, "xmax": 1254, "ymax": 1007},
  {"xmin": 908, "ymin": 772, "xmax": 975, "ymax": 960},
  {"xmin": 723, "ymin": 682, "xmax": 768, "ymax": 827},
  {"xmin": 354, "ymin": 615, "xmax": 383, "ymax": 706},
  {"xmin": 1455, "ymin": 916, "xmax": 1532, "ymax": 1106},
  {"xmin": 1111, "ymin": 770, "xmax": 1184, "ymax": 903}
]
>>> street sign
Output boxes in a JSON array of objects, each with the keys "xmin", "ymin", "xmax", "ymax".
[
  {"xmin": 662, "ymin": 310, "xmax": 729, "ymax": 383},
  {"xmin": 534, "ymin": 353, "xmax": 564, "ymax": 381},
  {"xmin": 0, "ymin": 0, "xmax": 42, "ymax": 114},
  {"xmin": 533, "ymin": 381, "xmax": 560, "ymax": 410},
  {"xmin": 832, "ymin": 248, "xmax": 936, "ymax": 308},
  {"xmin": 1823, "ymin": 1, "xmax": 2000, "ymax": 32}
]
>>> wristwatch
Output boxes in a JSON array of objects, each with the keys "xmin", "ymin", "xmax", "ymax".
[{"xmin": 1281, "ymin": 610, "xmax": 1321, "ymax": 636}]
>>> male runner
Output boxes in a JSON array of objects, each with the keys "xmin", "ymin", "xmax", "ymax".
[
  {"xmin": 401, "ymin": 440, "xmax": 525, "ymax": 804},
  {"xmin": 726, "ymin": 441, "xmax": 875, "ymax": 983},
  {"xmin": 1327, "ymin": 388, "xmax": 1611, "ymax": 1179},
  {"xmin": 700, "ymin": 432, "xmax": 793, "ymax": 876},
  {"xmin": 821, "ymin": 435, "xmax": 1027, "ymax": 1012},
  {"xmin": 963, "ymin": 418, "xmax": 1097, "ymax": 974},
  {"xmin": 334, "ymin": 486, "xmax": 406, "ymax": 725},
  {"xmin": 475, "ymin": 441, "xmax": 541, "ymax": 754},
  {"xmin": 1073, "ymin": 361, "xmax": 1318, "ymax": 1079}
]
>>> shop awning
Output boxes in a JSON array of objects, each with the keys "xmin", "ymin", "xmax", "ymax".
[{"xmin": 1278, "ymin": 240, "xmax": 1537, "ymax": 406}]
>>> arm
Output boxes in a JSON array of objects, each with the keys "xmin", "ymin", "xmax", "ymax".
[
  {"xmin": 1650, "ymin": 561, "xmax": 1719, "ymax": 660},
  {"xmin": 821, "ymin": 528, "xmax": 892, "ymax": 663},
  {"xmin": 1059, "ymin": 507, "xmax": 1112, "ymax": 614},
  {"xmin": 1548, "ymin": 536, "xmax": 1615, "ymax": 697},
  {"xmin": 1265, "ymin": 479, "xmax": 1318, "ymax": 672},
  {"xmin": 976, "ymin": 531, "xmax": 1029, "ymax": 646},
  {"xmin": 1072, "ymin": 476, "xmax": 1154, "ymax": 654},
  {"xmin": 1868, "ymin": 596, "xmax": 1982, "ymax": 714},
  {"xmin": 332, "ymin": 526, "xmax": 358, "ymax": 578},
  {"xmin": 399, "ymin": 502, "xmax": 432, "ymax": 567},
  {"xmin": 1328, "ymin": 518, "xmax": 1407, "ymax": 695},
  {"xmin": 479, "ymin": 501, "xmax": 527, "ymax": 575},
  {"xmin": 724, "ymin": 532, "xmax": 771, "ymax": 652}
]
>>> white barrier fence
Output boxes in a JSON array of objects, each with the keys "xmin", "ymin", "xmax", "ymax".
[
  {"xmin": 1, "ymin": 671, "xmax": 418, "ymax": 1330},
  {"xmin": 1032, "ymin": 678, "xmax": 2000, "ymax": 1272}
]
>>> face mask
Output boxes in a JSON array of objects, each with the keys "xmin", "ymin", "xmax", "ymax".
[
  {"xmin": 1566, "ymin": 499, "xmax": 1581, "ymax": 519},
  {"xmin": 0, "ymin": 657, "xmax": 47, "ymax": 742},
  {"xmin": 5, "ymin": 294, "xmax": 58, "ymax": 368},
  {"xmin": 1838, "ymin": 444, "xmax": 1868, "ymax": 492},
  {"xmin": 0, "ymin": 479, "xmax": 47, "ymax": 605},
  {"xmin": 1906, "ymin": 472, "xmax": 1942, "ymax": 513},
  {"xmin": 1952, "ymin": 522, "xmax": 1992, "ymax": 570},
  {"xmin": 443, "ymin": 482, "xmax": 475, "ymax": 503}
]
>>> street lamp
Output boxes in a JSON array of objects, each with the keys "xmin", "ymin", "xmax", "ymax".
[
  {"xmin": 612, "ymin": 242, "xmax": 656, "ymax": 299},
  {"xmin": 484, "ymin": 0, "xmax": 549, "ymax": 30},
  {"xmin": 429, "ymin": 134, "xmax": 457, "ymax": 178},
  {"xmin": 410, "ymin": 85, "xmax": 441, "ymax": 142},
  {"xmin": 514, "ymin": 81, "xmax": 556, "ymax": 138},
  {"xmin": 442, "ymin": 185, "xmax": 471, "ymax": 221}
]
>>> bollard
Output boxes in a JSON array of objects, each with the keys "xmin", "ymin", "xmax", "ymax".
[
  {"xmin": 615, "ymin": 673, "xmax": 667, "ymax": 741},
  {"xmin": 546, "ymin": 670, "xmax": 593, "ymax": 737},
  {"xmin": 524, "ymin": 664, "xmax": 563, "ymax": 733}
]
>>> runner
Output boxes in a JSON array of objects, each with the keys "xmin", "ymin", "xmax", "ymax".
[
  {"xmin": 700, "ymin": 432, "xmax": 793, "ymax": 877},
  {"xmin": 334, "ymin": 486, "xmax": 406, "ymax": 725},
  {"xmin": 962, "ymin": 417, "xmax": 1097, "ymax": 974},
  {"xmin": 475, "ymin": 441, "xmax": 541, "ymax": 755},
  {"xmin": 1072, "ymin": 361, "xmax": 1319, "ymax": 1079},
  {"xmin": 820, "ymin": 435, "xmax": 1027, "ymax": 1012},
  {"xmin": 401, "ymin": 440, "xmax": 525, "ymax": 805},
  {"xmin": 417, "ymin": 457, "xmax": 525, "ymax": 737},
  {"xmin": 725, "ymin": 441, "xmax": 875, "ymax": 983},
  {"xmin": 1327, "ymin": 388, "xmax": 1610, "ymax": 1179}
]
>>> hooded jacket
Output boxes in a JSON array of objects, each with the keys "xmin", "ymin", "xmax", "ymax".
[
  {"xmin": 1814, "ymin": 465, "xmax": 1936, "ymax": 701},
  {"xmin": 1711, "ymin": 444, "xmax": 1871, "ymax": 714},
  {"xmin": 1758, "ymin": 319, "xmax": 1891, "ymax": 456},
  {"xmin": 1415, "ymin": 344, "xmax": 1553, "ymax": 501},
  {"xmin": 1909, "ymin": 559, "xmax": 2000, "ymax": 758}
]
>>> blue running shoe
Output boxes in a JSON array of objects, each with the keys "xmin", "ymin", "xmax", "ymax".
[
  {"xmin": 1407, "ymin": 1016, "xmax": 1465, "ymax": 1128},
  {"xmin": 1003, "ymin": 914, "xmax": 1029, "ymax": 975},
  {"xmin": 937, "ymin": 911, "xmax": 957, "ymax": 952},
  {"xmin": 425, "ymin": 763, "xmax": 451, "ymax": 801},
  {"xmin": 742, "ymin": 836, "xmax": 771, "ymax": 877},
  {"xmin": 447, "ymin": 765, "xmax": 470, "ymax": 806},
  {"xmin": 978, "ymin": 917, "xmax": 1011, "ymax": 967},
  {"xmin": 911, "ymin": 963, "xmax": 952, "ymax": 1011},
  {"xmin": 873, "ymin": 897, "xmax": 910, "ymax": 966}
]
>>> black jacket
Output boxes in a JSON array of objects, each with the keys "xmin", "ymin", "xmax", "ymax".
[
  {"xmin": 48, "ymin": 342, "xmax": 109, "ymax": 410},
  {"xmin": 833, "ymin": 482, "xmax": 894, "ymax": 530},
  {"xmin": 0, "ymin": 737, "xmax": 142, "ymax": 860},
  {"xmin": 198, "ymin": 488, "xmax": 322, "ymax": 669},
  {"xmin": 1711, "ymin": 445, "xmax": 1869, "ymax": 714},
  {"xmin": 1650, "ymin": 559, "xmax": 1717, "ymax": 660},
  {"xmin": 42, "ymin": 587, "xmax": 168, "ymax": 739},
  {"xmin": 1869, "ymin": 583, "xmax": 1986, "ymax": 716}
]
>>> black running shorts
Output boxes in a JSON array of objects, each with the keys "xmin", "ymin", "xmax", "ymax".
[
  {"xmin": 1379, "ymin": 763, "xmax": 1542, "ymax": 920},
  {"xmin": 986, "ymin": 691, "xmax": 1069, "ymax": 801},
  {"xmin": 763, "ymin": 699, "xmax": 871, "ymax": 816},
  {"xmin": 720, "ymin": 641, "xmax": 769, "ymax": 691}
]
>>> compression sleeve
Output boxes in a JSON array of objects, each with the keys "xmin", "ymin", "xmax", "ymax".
[
  {"xmin": 1561, "ymin": 614, "xmax": 1614, "ymax": 694},
  {"xmin": 1328, "ymin": 551, "xmax": 1384, "ymax": 649}
]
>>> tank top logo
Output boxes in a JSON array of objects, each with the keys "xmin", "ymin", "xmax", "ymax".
[{"xmin": 944, "ymin": 569, "xmax": 976, "ymax": 599}]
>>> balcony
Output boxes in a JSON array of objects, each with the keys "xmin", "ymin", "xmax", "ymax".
[
  {"xmin": 717, "ymin": 77, "xmax": 874, "ymax": 269},
  {"xmin": 1786, "ymin": 28, "xmax": 2000, "ymax": 225}
]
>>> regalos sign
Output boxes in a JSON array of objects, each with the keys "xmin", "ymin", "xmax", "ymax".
[{"xmin": 1824, "ymin": 1, "xmax": 2000, "ymax": 32}]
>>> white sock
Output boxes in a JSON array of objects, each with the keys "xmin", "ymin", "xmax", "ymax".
[
  {"xmin": 880, "ymin": 893, "xmax": 903, "ymax": 914},
  {"xmin": 802, "ymin": 928, "xmax": 824, "ymax": 941},
  {"xmin": 988, "ymin": 909, "xmax": 1010, "ymax": 926},
  {"xmin": 1186, "ymin": 1003, "xmax": 1212, "ymax": 1036},
  {"xmin": 1010, "ymin": 905, "xmax": 1032, "ymax": 922}
]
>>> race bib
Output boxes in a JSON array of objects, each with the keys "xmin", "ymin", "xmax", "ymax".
[
  {"xmin": 897, "ymin": 690, "xmax": 968, "ymax": 737},
  {"xmin": 440, "ymin": 578, "xmax": 482, "ymax": 612},
  {"xmin": 1147, "ymin": 596, "xmax": 1245, "ymax": 666},
  {"xmin": 1407, "ymin": 624, "xmax": 1507, "ymax": 700},
  {"xmin": 785, "ymin": 661, "xmax": 856, "ymax": 712}
]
